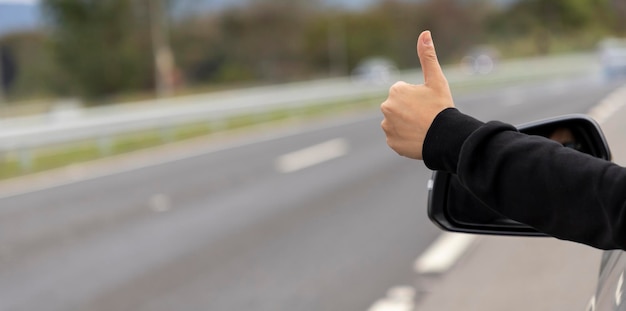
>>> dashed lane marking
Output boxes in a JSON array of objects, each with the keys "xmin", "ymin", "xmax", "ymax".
[
  {"xmin": 0, "ymin": 113, "xmax": 375, "ymax": 201},
  {"xmin": 414, "ymin": 232, "xmax": 476, "ymax": 274},
  {"xmin": 149, "ymin": 193, "xmax": 171, "ymax": 212},
  {"xmin": 367, "ymin": 286, "xmax": 416, "ymax": 311},
  {"xmin": 588, "ymin": 84, "xmax": 626, "ymax": 124},
  {"xmin": 275, "ymin": 138, "xmax": 349, "ymax": 173}
]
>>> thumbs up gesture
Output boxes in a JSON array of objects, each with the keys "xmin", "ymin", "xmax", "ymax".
[{"xmin": 381, "ymin": 31, "xmax": 455, "ymax": 160}]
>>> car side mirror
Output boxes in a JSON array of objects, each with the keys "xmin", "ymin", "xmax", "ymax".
[{"xmin": 427, "ymin": 114, "xmax": 611, "ymax": 236}]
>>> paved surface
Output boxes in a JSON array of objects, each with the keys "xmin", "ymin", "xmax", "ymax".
[
  {"xmin": 0, "ymin": 72, "xmax": 622, "ymax": 311},
  {"xmin": 414, "ymin": 81, "xmax": 626, "ymax": 311},
  {"xmin": 415, "ymin": 237, "xmax": 602, "ymax": 310},
  {"xmin": 0, "ymin": 113, "xmax": 441, "ymax": 311}
]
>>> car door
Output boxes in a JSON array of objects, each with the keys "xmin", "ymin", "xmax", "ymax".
[{"xmin": 590, "ymin": 250, "xmax": 626, "ymax": 311}]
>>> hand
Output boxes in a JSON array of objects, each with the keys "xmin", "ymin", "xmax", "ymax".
[
  {"xmin": 549, "ymin": 128, "xmax": 575, "ymax": 145},
  {"xmin": 381, "ymin": 30, "xmax": 455, "ymax": 160}
]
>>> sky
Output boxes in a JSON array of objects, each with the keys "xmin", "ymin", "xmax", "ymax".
[
  {"xmin": 0, "ymin": 0, "xmax": 518, "ymax": 37},
  {"xmin": 0, "ymin": 0, "xmax": 40, "ymax": 36},
  {"xmin": 0, "ymin": 0, "xmax": 336, "ymax": 36},
  {"xmin": 0, "ymin": 0, "xmax": 36, "ymax": 4}
]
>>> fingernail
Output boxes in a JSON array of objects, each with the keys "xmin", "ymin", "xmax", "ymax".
[{"xmin": 423, "ymin": 31, "xmax": 432, "ymax": 46}]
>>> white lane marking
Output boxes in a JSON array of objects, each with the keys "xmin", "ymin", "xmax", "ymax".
[
  {"xmin": 414, "ymin": 232, "xmax": 476, "ymax": 274},
  {"xmin": 367, "ymin": 286, "xmax": 415, "ymax": 311},
  {"xmin": 616, "ymin": 272, "xmax": 623, "ymax": 306},
  {"xmin": 0, "ymin": 113, "xmax": 377, "ymax": 200},
  {"xmin": 149, "ymin": 194, "xmax": 171, "ymax": 212},
  {"xmin": 587, "ymin": 295, "xmax": 596, "ymax": 311},
  {"xmin": 275, "ymin": 138, "xmax": 349, "ymax": 173},
  {"xmin": 588, "ymin": 84, "xmax": 626, "ymax": 124}
]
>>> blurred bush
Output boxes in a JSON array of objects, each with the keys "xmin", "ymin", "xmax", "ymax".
[{"xmin": 0, "ymin": 0, "xmax": 623, "ymax": 105}]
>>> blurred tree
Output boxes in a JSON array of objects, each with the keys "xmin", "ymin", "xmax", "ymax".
[
  {"xmin": 304, "ymin": 2, "xmax": 418, "ymax": 77},
  {"xmin": 304, "ymin": 0, "xmax": 484, "ymax": 75},
  {"xmin": 170, "ymin": 0, "xmax": 322, "ymax": 85},
  {"xmin": 170, "ymin": 14, "xmax": 224, "ymax": 84},
  {"xmin": 0, "ymin": 45, "xmax": 16, "ymax": 97},
  {"xmin": 219, "ymin": 0, "xmax": 318, "ymax": 82},
  {"xmin": 343, "ymin": 3, "xmax": 400, "ymax": 69},
  {"xmin": 41, "ymin": 0, "xmax": 154, "ymax": 101},
  {"xmin": 611, "ymin": 0, "xmax": 626, "ymax": 34},
  {"xmin": 487, "ymin": 0, "xmax": 616, "ymax": 54},
  {"xmin": 0, "ymin": 31, "xmax": 57, "ymax": 101},
  {"xmin": 412, "ymin": 0, "xmax": 485, "ymax": 64},
  {"xmin": 28, "ymin": 0, "xmax": 623, "ymax": 102}
]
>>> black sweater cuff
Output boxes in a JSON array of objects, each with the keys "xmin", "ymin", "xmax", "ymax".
[{"xmin": 423, "ymin": 108, "xmax": 484, "ymax": 173}]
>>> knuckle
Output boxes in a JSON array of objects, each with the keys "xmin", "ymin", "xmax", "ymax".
[
  {"xmin": 389, "ymin": 81, "xmax": 406, "ymax": 94},
  {"xmin": 427, "ymin": 54, "xmax": 438, "ymax": 64},
  {"xmin": 381, "ymin": 99, "xmax": 397, "ymax": 115},
  {"xmin": 424, "ymin": 50, "xmax": 439, "ymax": 64},
  {"xmin": 380, "ymin": 101, "xmax": 391, "ymax": 114}
]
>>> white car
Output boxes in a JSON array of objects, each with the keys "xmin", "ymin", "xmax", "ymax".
[
  {"xmin": 351, "ymin": 57, "xmax": 399, "ymax": 85},
  {"xmin": 598, "ymin": 38, "xmax": 626, "ymax": 79}
]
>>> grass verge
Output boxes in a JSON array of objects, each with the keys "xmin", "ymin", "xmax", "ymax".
[{"xmin": 0, "ymin": 96, "xmax": 383, "ymax": 180}]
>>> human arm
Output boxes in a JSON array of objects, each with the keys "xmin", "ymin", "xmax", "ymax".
[
  {"xmin": 381, "ymin": 30, "xmax": 626, "ymax": 250},
  {"xmin": 423, "ymin": 108, "xmax": 626, "ymax": 250}
]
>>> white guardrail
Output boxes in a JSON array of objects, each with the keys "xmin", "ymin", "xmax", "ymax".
[{"xmin": 0, "ymin": 53, "xmax": 597, "ymax": 166}]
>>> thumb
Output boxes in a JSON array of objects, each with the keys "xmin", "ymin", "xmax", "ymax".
[{"xmin": 417, "ymin": 30, "xmax": 447, "ymax": 89}]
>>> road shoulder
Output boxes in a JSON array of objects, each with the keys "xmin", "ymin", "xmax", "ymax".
[
  {"xmin": 414, "ymin": 82, "xmax": 626, "ymax": 311},
  {"xmin": 414, "ymin": 236, "xmax": 600, "ymax": 310}
]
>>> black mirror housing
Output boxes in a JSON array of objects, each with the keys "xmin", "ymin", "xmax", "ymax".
[{"xmin": 427, "ymin": 114, "xmax": 611, "ymax": 236}]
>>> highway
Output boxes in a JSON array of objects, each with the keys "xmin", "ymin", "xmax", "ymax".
[{"xmin": 0, "ymin": 72, "xmax": 622, "ymax": 311}]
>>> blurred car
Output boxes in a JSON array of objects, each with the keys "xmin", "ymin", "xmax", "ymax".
[
  {"xmin": 598, "ymin": 38, "xmax": 626, "ymax": 79},
  {"xmin": 460, "ymin": 45, "xmax": 501, "ymax": 75},
  {"xmin": 351, "ymin": 57, "xmax": 399, "ymax": 85}
]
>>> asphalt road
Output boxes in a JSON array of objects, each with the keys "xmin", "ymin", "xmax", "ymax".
[{"xmin": 0, "ymin": 73, "xmax": 622, "ymax": 311}]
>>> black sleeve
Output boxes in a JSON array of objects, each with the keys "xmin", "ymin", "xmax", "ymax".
[{"xmin": 423, "ymin": 108, "xmax": 626, "ymax": 250}]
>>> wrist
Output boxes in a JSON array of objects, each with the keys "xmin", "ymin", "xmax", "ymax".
[{"xmin": 423, "ymin": 108, "xmax": 484, "ymax": 173}]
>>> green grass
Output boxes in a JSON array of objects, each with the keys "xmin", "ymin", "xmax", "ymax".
[
  {"xmin": 0, "ymin": 96, "xmax": 384, "ymax": 180},
  {"xmin": 2, "ymin": 62, "xmax": 578, "ymax": 181}
]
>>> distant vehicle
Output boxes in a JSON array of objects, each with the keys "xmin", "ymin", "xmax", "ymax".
[
  {"xmin": 351, "ymin": 57, "xmax": 399, "ymax": 85},
  {"xmin": 460, "ymin": 45, "xmax": 500, "ymax": 75},
  {"xmin": 598, "ymin": 38, "xmax": 626, "ymax": 79}
]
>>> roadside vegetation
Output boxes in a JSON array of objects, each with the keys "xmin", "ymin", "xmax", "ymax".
[
  {"xmin": 0, "ymin": 0, "xmax": 623, "ymax": 106},
  {"xmin": 0, "ymin": 96, "xmax": 383, "ymax": 180},
  {"xmin": 0, "ymin": 0, "xmax": 624, "ymax": 179}
]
